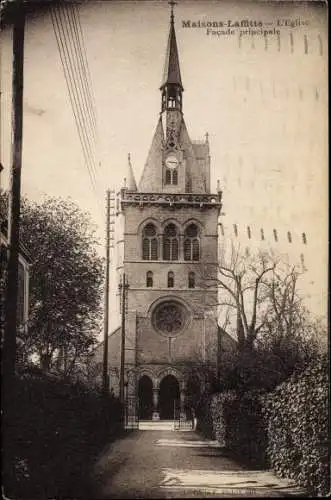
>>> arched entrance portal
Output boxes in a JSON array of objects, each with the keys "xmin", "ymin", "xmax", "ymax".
[
  {"xmin": 159, "ymin": 374, "xmax": 180, "ymax": 420},
  {"xmin": 138, "ymin": 375, "xmax": 153, "ymax": 419}
]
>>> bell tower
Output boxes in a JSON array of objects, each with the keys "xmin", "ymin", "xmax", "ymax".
[{"xmin": 113, "ymin": 1, "xmax": 223, "ymax": 421}]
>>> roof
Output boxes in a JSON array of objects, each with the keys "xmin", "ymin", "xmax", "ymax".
[
  {"xmin": 138, "ymin": 117, "xmax": 165, "ymax": 192},
  {"xmin": 123, "ymin": 153, "xmax": 137, "ymax": 191}
]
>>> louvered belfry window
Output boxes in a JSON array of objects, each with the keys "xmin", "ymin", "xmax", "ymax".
[
  {"xmin": 165, "ymin": 168, "xmax": 178, "ymax": 185},
  {"xmin": 184, "ymin": 224, "xmax": 200, "ymax": 261},
  {"xmin": 142, "ymin": 223, "xmax": 158, "ymax": 260},
  {"xmin": 163, "ymin": 224, "xmax": 179, "ymax": 261}
]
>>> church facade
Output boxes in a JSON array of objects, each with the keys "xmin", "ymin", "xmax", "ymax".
[{"xmin": 103, "ymin": 6, "xmax": 223, "ymax": 420}]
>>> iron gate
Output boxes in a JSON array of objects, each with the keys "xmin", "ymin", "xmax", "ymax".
[
  {"xmin": 124, "ymin": 396, "xmax": 139, "ymax": 429},
  {"xmin": 173, "ymin": 400, "xmax": 194, "ymax": 430}
]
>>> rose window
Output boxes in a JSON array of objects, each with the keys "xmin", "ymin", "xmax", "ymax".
[{"xmin": 152, "ymin": 301, "xmax": 187, "ymax": 335}]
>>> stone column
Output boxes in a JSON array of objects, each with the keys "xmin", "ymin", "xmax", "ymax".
[
  {"xmin": 152, "ymin": 388, "xmax": 160, "ymax": 421},
  {"xmin": 179, "ymin": 233, "xmax": 184, "ymax": 260},
  {"xmin": 158, "ymin": 233, "xmax": 163, "ymax": 260}
]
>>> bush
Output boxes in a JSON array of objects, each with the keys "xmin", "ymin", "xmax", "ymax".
[
  {"xmin": 3, "ymin": 368, "xmax": 123, "ymax": 498},
  {"xmin": 205, "ymin": 390, "xmax": 268, "ymax": 467},
  {"xmin": 263, "ymin": 353, "xmax": 329, "ymax": 496},
  {"xmin": 219, "ymin": 348, "xmax": 297, "ymax": 393},
  {"xmin": 197, "ymin": 355, "xmax": 329, "ymax": 495},
  {"xmin": 196, "ymin": 392, "xmax": 215, "ymax": 439}
]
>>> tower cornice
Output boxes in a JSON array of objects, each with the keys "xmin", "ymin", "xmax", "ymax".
[{"xmin": 120, "ymin": 190, "xmax": 222, "ymax": 213}]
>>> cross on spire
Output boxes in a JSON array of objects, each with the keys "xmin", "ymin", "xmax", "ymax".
[
  {"xmin": 169, "ymin": 0, "xmax": 177, "ymax": 25},
  {"xmin": 169, "ymin": 0, "xmax": 177, "ymax": 19}
]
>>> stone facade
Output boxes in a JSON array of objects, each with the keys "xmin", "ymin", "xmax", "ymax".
[{"xmin": 94, "ymin": 8, "xmax": 224, "ymax": 420}]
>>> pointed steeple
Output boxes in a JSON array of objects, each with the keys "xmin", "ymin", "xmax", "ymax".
[
  {"xmin": 123, "ymin": 153, "xmax": 137, "ymax": 191},
  {"xmin": 161, "ymin": 2, "xmax": 183, "ymax": 90},
  {"xmin": 160, "ymin": 1, "xmax": 183, "ymax": 112}
]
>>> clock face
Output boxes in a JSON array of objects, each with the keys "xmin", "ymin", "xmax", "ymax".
[{"xmin": 165, "ymin": 155, "xmax": 179, "ymax": 170}]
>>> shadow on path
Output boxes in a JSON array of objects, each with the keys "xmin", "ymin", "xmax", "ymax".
[{"xmin": 84, "ymin": 429, "xmax": 306, "ymax": 499}]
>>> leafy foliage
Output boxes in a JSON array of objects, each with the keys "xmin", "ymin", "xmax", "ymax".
[
  {"xmin": 263, "ymin": 353, "xmax": 329, "ymax": 496},
  {"xmin": 198, "ymin": 354, "xmax": 329, "ymax": 496},
  {"xmin": 3, "ymin": 367, "xmax": 122, "ymax": 498},
  {"xmin": 1, "ymin": 191, "xmax": 104, "ymax": 373},
  {"xmin": 199, "ymin": 390, "xmax": 268, "ymax": 467}
]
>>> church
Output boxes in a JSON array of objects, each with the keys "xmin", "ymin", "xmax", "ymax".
[
  {"xmin": 91, "ymin": 1, "xmax": 325, "ymax": 422},
  {"xmin": 94, "ymin": 4, "xmax": 224, "ymax": 421}
]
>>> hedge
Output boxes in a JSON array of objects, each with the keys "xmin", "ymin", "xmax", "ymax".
[
  {"xmin": 198, "ymin": 354, "xmax": 329, "ymax": 496},
  {"xmin": 205, "ymin": 390, "xmax": 268, "ymax": 467},
  {"xmin": 263, "ymin": 354, "xmax": 329, "ymax": 496},
  {"xmin": 2, "ymin": 367, "xmax": 123, "ymax": 499}
]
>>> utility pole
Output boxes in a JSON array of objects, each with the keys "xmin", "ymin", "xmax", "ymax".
[
  {"xmin": 119, "ymin": 273, "xmax": 128, "ymax": 405},
  {"xmin": 3, "ymin": 0, "xmax": 25, "ymax": 383},
  {"xmin": 102, "ymin": 189, "xmax": 115, "ymax": 393},
  {"xmin": 102, "ymin": 189, "xmax": 111, "ymax": 393},
  {"xmin": 2, "ymin": 0, "xmax": 25, "ymax": 488}
]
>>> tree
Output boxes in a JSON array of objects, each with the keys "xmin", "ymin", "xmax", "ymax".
[
  {"xmin": 198, "ymin": 242, "xmax": 325, "ymax": 389},
  {"xmin": 202, "ymin": 243, "xmax": 276, "ymax": 351},
  {"xmin": 1, "ymin": 191, "xmax": 104, "ymax": 374},
  {"xmin": 255, "ymin": 263, "xmax": 323, "ymax": 378}
]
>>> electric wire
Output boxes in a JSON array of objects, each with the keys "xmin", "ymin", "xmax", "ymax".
[
  {"xmin": 68, "ymin": 4, "xmax": 105, "ymax": 215},
  {"xmin": 56, "ymin": 5, "xmax": 97, "ymax": 179},
  {"xmin": 60, "ymin": 2, "xmax": 103, "ymax": 209},
  {"xmin": 51, "ymin": 7, "xmax": 98, "ymax": 197},
  {"xmin": 72, "ymin": 2, "xmax": 98, "ymax": 133},
  {"xmin": 50, "ymin": 4, "xmax": 104, "ymax": 214},
  {"xmin": 64, "ymin": 3, "xmax": 97, "ymax": 144}
]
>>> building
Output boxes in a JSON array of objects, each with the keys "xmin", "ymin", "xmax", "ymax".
[
  {"xmin": 92, "ymin": 2, "xmax": 327, "ymax": 418},
  {"xmin": 0, "ymin": 165, "xmax": 31, "ymax": 345},
  {"xmin": 0, "ymin": 232, "xmax": 31, "ymax": 341},
  {"xmin": 94, "ymin": 5, "xmax": 228, "ymax": 420}
]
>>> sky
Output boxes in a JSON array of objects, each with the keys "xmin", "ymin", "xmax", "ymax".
[{"xmin": 0, "ymin": 0, "xmax": 328, "ymax": 333}]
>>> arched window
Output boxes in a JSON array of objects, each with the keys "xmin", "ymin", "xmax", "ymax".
[
  {"xmin": 163, "ymin": 224, "xmax": 179, "ymax": 261},
  {"xmin": 188, "ymin": 272, "xmax": 195, "ymax": 289},
  {"xmin": 146, "ymin": 271, "xmax": 153, "ymax": 288},
  {"xmin": 167, "ymin": 271, "xmax": 174, "ymax": 288},
  {"xmin": 184, "ymin": 224, "xmax": 200, "ymax": 261},
  {"xmin": 142, "ymin": 223, "xmax": 158, "ymax": 260}
]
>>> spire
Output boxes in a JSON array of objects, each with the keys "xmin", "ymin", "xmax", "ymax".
[
  {"xmin": 123, "ymin": 153, "xmax": 137, "ymax": 191},
  {"xmin": 160, "ymin": 1, "xmax": 183, "ymax": 112}
]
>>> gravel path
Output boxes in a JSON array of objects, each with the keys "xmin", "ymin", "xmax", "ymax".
[{"xmin": 88, "ymin": 426, "xmax": 306, "ymax": 498}]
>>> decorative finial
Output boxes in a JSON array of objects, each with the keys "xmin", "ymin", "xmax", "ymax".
[
  {"xmin": 205, "ymin": 132, "xmax": 209, "ymax": 144},
  {"xmin": 123, "ymin": 177, "xmax": 127, "ymax": 188},
  {"xmin": 169, "ymin": 0, "xmax": 177, "ymax": 23},
  {"xmin": 128, "ymin": 152, "xmax": 131, "ymax": 163}
]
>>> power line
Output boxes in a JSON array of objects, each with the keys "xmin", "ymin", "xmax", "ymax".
[
  {"xmin": 51, "ymin": 9, "xmax": 96, "ymax": 190},
  {"xmin": 50, "ymin": 4, "xmax": 103, "ymax": 213},
  {"xmin": 72, "ymin": 2, "xmax": 98, "ymax": 133},
  {"xmin": 59, "ymin": 2, "xmax": 104, "ymax": 213},
  {"xmin": 55, "ymin": 5, "xmax": 97, "ymax": 175},
  {"xmin": 70, "ymin": 2, "xmax": 98, "ymax": 133},
  {"xmin": 64, "ymin": 3, "xmax": 97, "ymax": 144}
]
